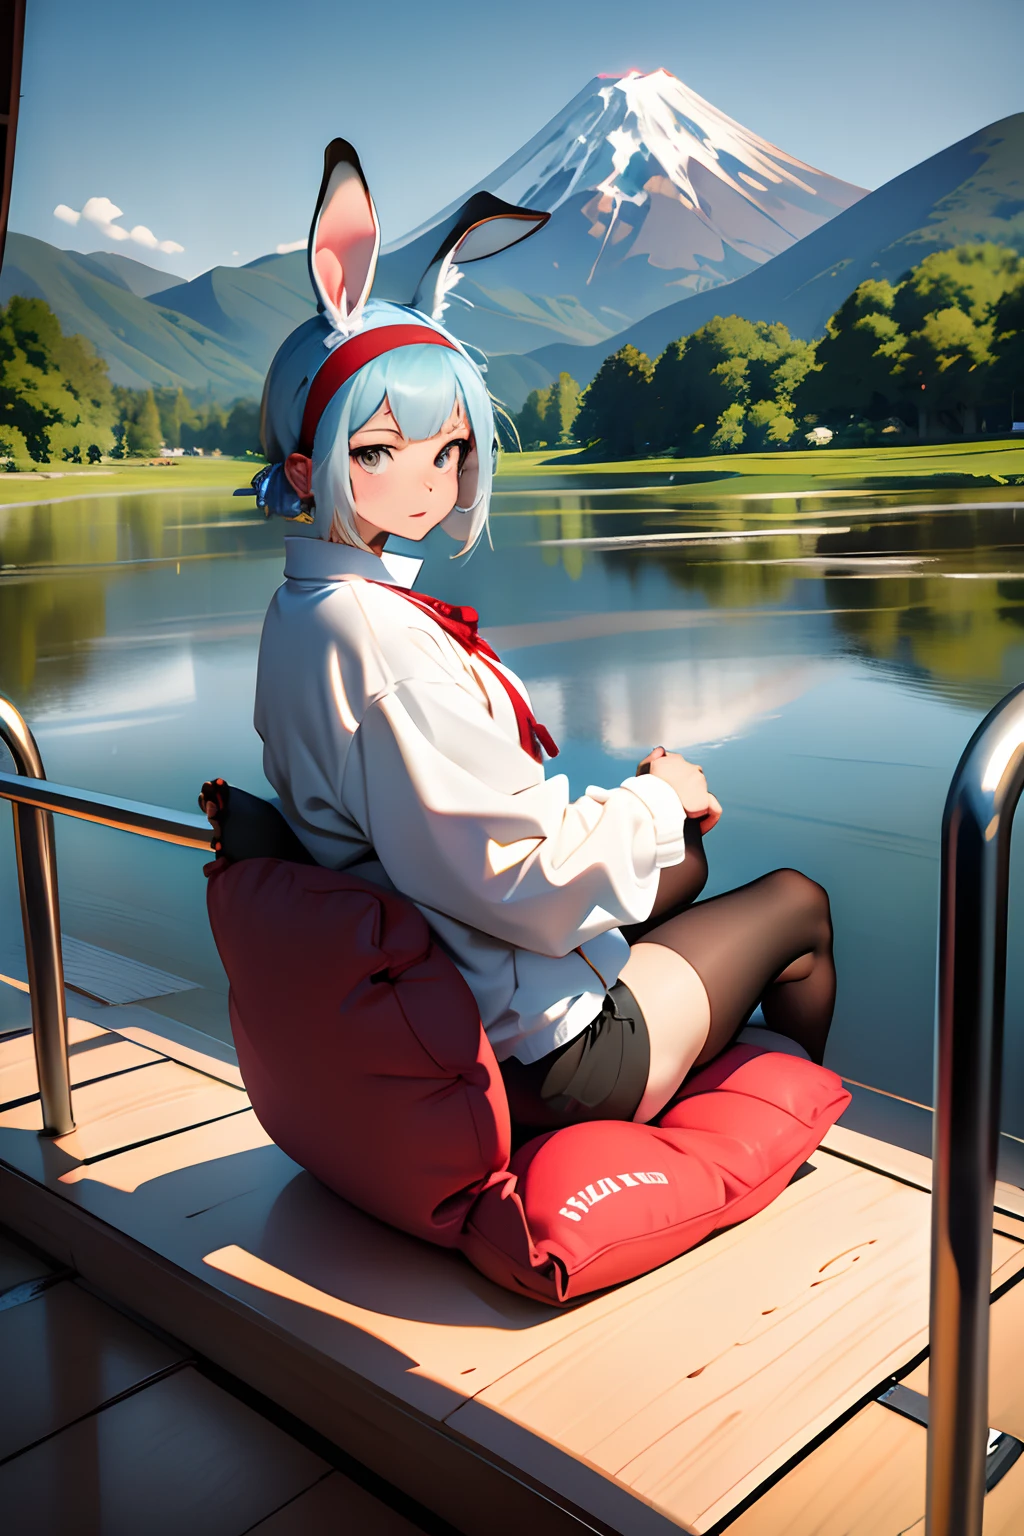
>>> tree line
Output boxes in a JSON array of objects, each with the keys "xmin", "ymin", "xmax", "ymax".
[
  {"xmin": 0, "ymin": 295, "xmax": 261, "ymax": 466},
  {"xmin": 514, "ymin": 243, "xmax": 1024, "ymax": 457}
]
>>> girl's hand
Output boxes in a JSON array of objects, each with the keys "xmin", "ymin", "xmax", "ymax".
[{"xmin": 637, "ymin": 747, "xmax": 723, "ymax": 834}]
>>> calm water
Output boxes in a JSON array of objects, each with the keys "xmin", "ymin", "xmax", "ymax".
[{"xmin": 3, "ymin": 479, "xmax": 1024, "ymax": 1126}]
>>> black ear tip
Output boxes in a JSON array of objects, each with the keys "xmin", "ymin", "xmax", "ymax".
[{"xmin": 321, "ymin": 138, "xmax": 364, "ymax": 179}]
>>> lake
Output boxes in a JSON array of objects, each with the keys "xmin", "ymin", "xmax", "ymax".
[{"xmin": 2, "ymin": 477, "xmax": 1024, "ymax": 1129}]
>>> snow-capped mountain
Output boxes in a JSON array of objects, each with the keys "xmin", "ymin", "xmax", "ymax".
[
  {"xmin": 519, "ymin": 109, "xmax": 1024, "ymax": 403},
  {"xmin": 375, "ymin": 70, "xmax": 867, "ymax": 348}
]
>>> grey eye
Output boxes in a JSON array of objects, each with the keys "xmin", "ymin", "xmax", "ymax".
[{"xmin": 353, "ymin": 447, "xmax": 390, "ymax": 475}]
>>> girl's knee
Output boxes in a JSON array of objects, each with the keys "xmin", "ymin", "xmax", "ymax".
[{"xmin": 766, "ymin": 868, "xmax": 832, "ymax": 938}]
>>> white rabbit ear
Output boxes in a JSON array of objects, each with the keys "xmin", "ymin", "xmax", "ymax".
[
  {"xmin": 411, "ymin": 192, "xmax": 549, "ymax": 320},
  {"xmin": 308, "ymin": 140, "xmax": 381, "ymax": 334}
]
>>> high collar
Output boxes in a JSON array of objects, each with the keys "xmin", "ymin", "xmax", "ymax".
[{"xmin": 282, "ymin": 538, "xmax": 421, "ymax": 588}]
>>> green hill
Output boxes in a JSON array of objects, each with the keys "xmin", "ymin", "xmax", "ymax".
[
  {"xmin": 147, "ymin": 251, "xmax": 315, "ymax": 371},
  {"xmin": 65, "ymin": 250, "xmax": 186, "ymax": 298},
  {"xmin": 0, "ymin": 234, "xmax": 263, "ymax": 397}
]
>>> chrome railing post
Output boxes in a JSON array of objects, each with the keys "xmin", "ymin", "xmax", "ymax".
[
  {"xmin": 0, "ymin": 696, "xmax": 73, "ymax": 1135},
  {"xmin": 927, "ymin": 682, "xmax": 1024, "ymax": 1536}
]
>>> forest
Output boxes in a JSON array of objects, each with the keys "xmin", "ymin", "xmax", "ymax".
[
  {"xmin": 0, "ymin": 295, "xmax": 261, "ymax": 466},
  {"xmin": 514, "ymin": 244, "xmax": 1024, "ymax": 457}
]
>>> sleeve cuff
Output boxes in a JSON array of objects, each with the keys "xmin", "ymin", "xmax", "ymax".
[{"xmin": 619, "ymin": 774, "xmax": 687, "ymax": 867}]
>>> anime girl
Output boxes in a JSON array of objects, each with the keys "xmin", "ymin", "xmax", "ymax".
[{"xmin": 211, "ymin": 140, "xmax": 836, "ymax": 1130}]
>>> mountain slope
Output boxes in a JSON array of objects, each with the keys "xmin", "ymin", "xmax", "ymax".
[
  {"xmin": 147, "ymin": 251, "xmax": 315, "ymax": 371},
  {"xmin": 66, "ymin": 250, "xmax": 186, "ymax": 298},
  {"xmin": 375, "ymin": 69, "xmax": 866, "ymax": 351},
  {"xmin": 520, "ymin": 112, "xmax": 1024, "ymax": 400},
  {"xmin": 0, "ymin": 233, "xmax": 263, "ymax": 396}
]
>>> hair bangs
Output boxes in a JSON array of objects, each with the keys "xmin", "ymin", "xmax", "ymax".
[{"xmin": 348, "ymin": 346, "xmax": 461, "ymax": 442}]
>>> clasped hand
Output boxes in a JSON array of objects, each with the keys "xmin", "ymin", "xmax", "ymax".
[{"xmin": 636, "ymin": 746, "xmax": 723, "ymax": 835}]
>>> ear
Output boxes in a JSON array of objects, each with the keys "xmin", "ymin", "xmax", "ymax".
[
  {"xmin": 308, "ymin": 140, "xmax": 381, "ymax": 333},
  {"xmin": 283, "ymin": 453, "xmax": 313, "ymax": 500},
  {"xmin": 411, "ymin": 191, "xmax": 549, "ymax": 319}
]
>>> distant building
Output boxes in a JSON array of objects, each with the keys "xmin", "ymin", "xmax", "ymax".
[
  {"xmin": 805, "ymin": 426, "xmax": 834, "ymax": 447},
  {"xmin": 160, "ymin": 446, "xmax": 185, "ymax": 456}
]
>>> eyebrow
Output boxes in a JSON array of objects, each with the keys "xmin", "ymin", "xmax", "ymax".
[{"xmin": 350, "ymin": 425, "xmax": 404, "ymax": 441}]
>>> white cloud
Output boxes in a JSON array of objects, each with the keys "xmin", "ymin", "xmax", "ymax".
[
  {"xmin": 81, "ymin": 197, "xmax": 130, "ymax": 240},
  {"xmin": 53, "ymin": 195, "xmax": 184, "ymax": 255},
  {"xmin": 275, "ymin": 238, "xmax": 307, "ymax": 254},
  {"xmin": 128, "ymin": 223, "xmax": 185, "ymax": 255}
]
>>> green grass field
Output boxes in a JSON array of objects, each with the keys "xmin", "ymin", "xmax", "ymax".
[
  {"xmin": 0, "ymin": 456, "xmax": 255, "ymax": 507},
  {"xmin": 496, "ymin": 437, "xmax": 1024, "ymax": 497},
  {"xmin": 1, "ymin": 439, "xmax": 1022, "ymax": 511}
]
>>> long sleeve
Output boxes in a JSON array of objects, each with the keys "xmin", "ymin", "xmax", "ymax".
[
  {"xmin": 256, "ymin": 549, "xmax": 690, "ymax": 1062},
  {"xmin": 340, "ymin": 671, "xmax": 686, "ymax": 957}
]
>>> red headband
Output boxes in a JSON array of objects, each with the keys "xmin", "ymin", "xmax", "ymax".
[{"xmin": 297, "ymin": 324, "xmax": 461, "ymax": 457}]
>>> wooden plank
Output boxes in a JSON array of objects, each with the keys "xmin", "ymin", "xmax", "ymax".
[
  {"xmin": 0, "ymin": 1016, "xmax": 163, "ymax": 1107},
  {"xmin": 245, "ymin": 1472, "xmax": 426, "ymax": 1535},
  {"xmin": 57, "ymin": 1106, "xmax": 275, "ymax": 1194},
  {"xmin": 0, "ymin": 933, "xmax": 198, "ymax": 1004},
  {"xmin": 5, "ymin": 1058, "xmax": 1023, "ymax": 1536},
  {"xmin": 0, "ymin": 1364, "xmax": 328, "ymax": 1536},
  {"xmin": 447, "ymin": 1154, "xmax": 1024, "ymax": 1534},
  {"xmin": 0, "ymin": 1279, "xmax": 182, "ymax": 1461},
  {"xmin": 0, "ymin": 1058, "xmax": 248, "ymax": 1162},
  {"xmin": 0, "ymin": 1227, "xmax": 53, "ymax": 1292},
  {"xmin": 0, "ymin": 1165, "xmax": 609, "ymax": 1536},
  {"xmin": 824, "ymin": 1124, "xmax": 1024, "ymax": 1234},
  {"xmin": 64, "ymin": 993, "xmax": 244, "ymax": 1087},
  {"xmin": 726, "ymin": 1261, "xmax": 1024, "ymax": 1534},
  {"xmin": 0, "ymin": 974, "xmax": 30, "ymax": 1034},
  {"xmin": 58, "ymin": 933, "xmax": 199, "ymax": 1004},
  {"xmin": 0, "ymin": 1096, "xmax": 590, "ymax": 1418}
]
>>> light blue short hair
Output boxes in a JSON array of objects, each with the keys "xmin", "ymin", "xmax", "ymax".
[{"xmin": 261, "ymin": 300, "xmax": 495, "ymax": 554}]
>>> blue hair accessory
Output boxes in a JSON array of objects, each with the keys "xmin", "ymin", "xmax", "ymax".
[{"xmin": 233, "ymin": 463, "xmax": 313, "ymax": 523}]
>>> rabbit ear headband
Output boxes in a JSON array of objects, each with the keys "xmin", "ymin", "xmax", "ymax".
[{"xmin": 309, "ymin": 138, "xmax": 549, "ymax": 335}]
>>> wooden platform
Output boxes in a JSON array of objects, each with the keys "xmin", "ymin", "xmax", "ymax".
[
  {"xmin": 2, "ymin": 1004, "xmax": 1024, "ymax": 1535},
  {"xmin": 0, "ymin": 1226, "xmax": 426, "ymax": 1535},
  {"xmin": 0, "ymin": 932, "xmax": 199, "ymax": 1004}
]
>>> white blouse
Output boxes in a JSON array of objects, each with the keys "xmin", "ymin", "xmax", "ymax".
[{"xmin": 254, "ymin": 538, "xmax": 687, "ymax": 1065}]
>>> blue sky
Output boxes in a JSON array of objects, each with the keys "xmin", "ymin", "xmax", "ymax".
[{"xmin": 10, "ymin": 0, "xmax": 1024, "ymax": 281}]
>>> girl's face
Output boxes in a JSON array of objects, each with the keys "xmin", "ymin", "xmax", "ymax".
[{"xmin": 347, "ymin": 395, "xmax": 470, "ymax": 546}]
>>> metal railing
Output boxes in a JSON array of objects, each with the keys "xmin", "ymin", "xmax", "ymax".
[
  {"xmin": 928, "ymin": 681, "xmax": 1024, "ymax": 1536},
  {"xmin": 0, "ymin": 695, "xmax": 210, "ymax": 1136}
]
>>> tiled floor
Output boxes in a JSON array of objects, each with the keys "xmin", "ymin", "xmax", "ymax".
[{"xmin": 0, "ymin": 1225, "xmax": 428, "ymax": 1536}]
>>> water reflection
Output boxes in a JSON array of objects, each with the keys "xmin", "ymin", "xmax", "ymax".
[{"xmin": 2, "ymin": 482, "xmax": 1024, "ymax": 1125}]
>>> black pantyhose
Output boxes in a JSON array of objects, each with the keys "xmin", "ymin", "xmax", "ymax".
[
  {"xmin": 201, "ymin": 782, "xmax": 836, "ymax": 1070},
  {"xmin": 626, "ymin": 835, "xmax": 836, "ymax": 1067}
]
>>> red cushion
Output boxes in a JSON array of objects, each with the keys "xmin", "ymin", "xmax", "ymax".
[
  {"xmin": 207, "ymin": 858, "xmax": 510, "ymax": 1245},
  {"xmin": 462, "ymin": 1047, "xmax": 850, "ymax": 1302},
  {"xmin": 207, "ymin": 859, "xmax": 850, "ymax": 1302}
]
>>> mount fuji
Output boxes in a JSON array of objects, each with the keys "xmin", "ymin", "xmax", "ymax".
[
  {"xmin": 4, "ymin": 69, "xmax": 870, "ymax": 396},
  {"xmin": 375, "ymin": 69, "xmax": 867, "ymax": 353}
]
